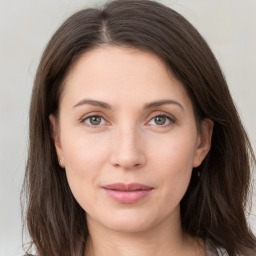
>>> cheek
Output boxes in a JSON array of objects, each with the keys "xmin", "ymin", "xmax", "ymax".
[
  {"xmin": 150, "ymin": 131, "xmax": 197, "ymax": 173},
  {"xmin": 149, "ymin": 133, "xmax": 197, "ymax": 198},
  {"xmin": 60, "ymin": 131, "xmax": 110, "ymax": 206},
  {"xmin": 62, "ymin": 128, "xmax": 110, "ymax": 169}
]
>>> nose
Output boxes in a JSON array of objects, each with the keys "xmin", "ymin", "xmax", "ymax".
[{"xmin": 110, "ymin": 127, "xmax": 146, "ymax": 170}]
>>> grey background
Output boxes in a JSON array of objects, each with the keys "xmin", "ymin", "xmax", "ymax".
[{"xmin": 0, "ymin": 0, "xmax": 255, "ymax": 255}]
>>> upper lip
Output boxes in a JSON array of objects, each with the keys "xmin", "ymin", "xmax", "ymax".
[{"xmin": 102, "ymin": 183, "xmax": 153, "ymax": 191}]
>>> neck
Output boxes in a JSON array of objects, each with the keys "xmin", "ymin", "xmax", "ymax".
[{"xmin": 84, "ymin": 213, "xmax": 205, "ymax": 256}]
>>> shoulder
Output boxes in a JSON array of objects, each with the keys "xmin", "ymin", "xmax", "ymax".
[
  {"xmin": 206, "ymin": 239, "xmax": 228, "ymax": 256},
  {"xmin": 216, "ymin": 248, "xmax": 229, "ymax": 256}
]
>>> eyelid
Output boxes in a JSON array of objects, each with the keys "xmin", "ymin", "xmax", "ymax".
[
  {"xmin": 146, "ymin": 111, "xmax": 176, "ymax": 126},
  {"xmin": 79, "ymin": 111, "xmax": 176, "ymax": 128},
  {"xmin": 80, "ymin": 112, "xmax": 110, "ymax": 127}
]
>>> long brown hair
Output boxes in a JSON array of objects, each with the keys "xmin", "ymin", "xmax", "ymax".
[{"xmin": 22, "ymin": 0, "xmax": 256, "ymax": 255}]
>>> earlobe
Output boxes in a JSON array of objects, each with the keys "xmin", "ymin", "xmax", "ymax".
[
  {"xmin": 193, "ymin": 118, "xmax": 214, "ymax": 167},
  {"xmin": 49, "ymin": 114, "xmax": 65, "ymax": 167}
]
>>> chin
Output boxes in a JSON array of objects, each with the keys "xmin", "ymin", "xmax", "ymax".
[
  {"xmin": 98, "ymin": 210, "xmax": 160, "ymax": 233},
  {"xmin": 106, "ymin": 220, "xmax": 155, "ymax": 233}
]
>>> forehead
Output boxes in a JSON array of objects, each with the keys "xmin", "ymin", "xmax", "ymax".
[{"xmin": 61, "ymin": 46, "xmax": 192, "ymax": 109}]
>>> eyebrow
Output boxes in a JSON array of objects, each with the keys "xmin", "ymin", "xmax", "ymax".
[
  {"xmin": 73, "ymin": 99, "xmax": 111, "ymax": 109},
  {"xmin": 72, "ymin": 98, "xmax": 184, "ymax": 111},
  {"xmin": 144, "ymin": 99, "xmax": 184, "ymax": 111}
]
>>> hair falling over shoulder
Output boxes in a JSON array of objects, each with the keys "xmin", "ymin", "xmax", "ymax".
[{"xmin": 21, "ymin": 1, "xmax": 256, "ymax": 255}]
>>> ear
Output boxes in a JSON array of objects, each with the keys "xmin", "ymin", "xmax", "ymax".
[
  {"xmin": 49, "ymin": 114, "xmax": 65, "ymax": 168},
  {"xmin": 193, "ymin": 118, "xmax": 214, "ymax": 168}
]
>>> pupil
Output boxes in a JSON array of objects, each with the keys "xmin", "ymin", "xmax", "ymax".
[
  {"xmin": 90, "ymin": 116, "xmax": 101, "ymax": 125},
  {"xmin": 155, "ymin": 116, "xmax": 166, "ymax": 125}
]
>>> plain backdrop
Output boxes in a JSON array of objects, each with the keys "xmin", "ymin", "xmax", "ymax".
[{"xmin": 0, "ymin": 0, "xmax": 255, "ymax": 255}]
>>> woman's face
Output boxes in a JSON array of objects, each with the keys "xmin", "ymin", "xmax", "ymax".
[{"xmin": 50, "ymin": 46, "xmax": 212, "ymax": 233}]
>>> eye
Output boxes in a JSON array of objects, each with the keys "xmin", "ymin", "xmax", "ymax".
[
  {"xmin": 83, "ymin": 115, "xmax": 106, "ymax": 126},
  {"xmin": 148, "ymin": 114, "xmax": 173, "ymax": 126}
]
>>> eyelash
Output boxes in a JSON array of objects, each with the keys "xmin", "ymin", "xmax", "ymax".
[
  {"xmin": 81, "ymin": 114, "xmax": 109, "ymax": 128},
  {"xmin": 81, "ymin": 112, "xmax": 175, "ymax": 128},
  {"xmin": 147, "ymin": 113, "xmax": 175, "ymax": 127}
]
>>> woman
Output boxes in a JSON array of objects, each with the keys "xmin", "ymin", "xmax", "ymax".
[{"xmin": 22, "ymin": 0, "xmax": 256, "ymax": 255}]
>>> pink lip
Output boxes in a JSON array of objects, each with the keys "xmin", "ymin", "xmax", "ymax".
[{"xmin": 102, "ymin": 183, "xmax": 153, "ymax": 204}]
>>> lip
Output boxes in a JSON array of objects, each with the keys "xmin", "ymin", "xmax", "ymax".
[{"xmin": 102, "ymin": 183, "xmax": 153, "ymax": 204}]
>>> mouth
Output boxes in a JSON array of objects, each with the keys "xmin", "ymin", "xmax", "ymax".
[{"xmin": 102, "ymin": 183, "xmax": 153, "ymax": 204}]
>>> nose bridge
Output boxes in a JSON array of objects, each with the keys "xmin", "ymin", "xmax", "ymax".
[{"xmin": 110, "ymin": 123, "xmax": 145, "ymax": 169}]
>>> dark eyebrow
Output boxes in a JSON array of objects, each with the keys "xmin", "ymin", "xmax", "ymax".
[
  {"xmin": 72, "ymin": 99, "xmax": 111, "ymax": 109},
  {"xmin": 144, "ymin": 99, "xmax": 184, "ymax": 111},
  {"xmin": 72, "ymin": 98, "xmax": 183, "ymax": 111}
]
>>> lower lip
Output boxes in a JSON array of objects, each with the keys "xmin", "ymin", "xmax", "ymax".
[{"xmin": 103, "ymin": 188, "xmax": 152, "ymax": 204}]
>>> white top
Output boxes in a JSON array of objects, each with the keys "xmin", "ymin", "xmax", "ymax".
[{"xmin": 206, "ymin": 240, "xmax": 228, "ymax": 256}]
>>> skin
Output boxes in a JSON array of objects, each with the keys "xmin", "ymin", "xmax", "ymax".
[{"xmin": 50, "ymin": 46, "xmax": 213, "ymax": 256}]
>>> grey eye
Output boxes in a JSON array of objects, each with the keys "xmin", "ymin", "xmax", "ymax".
[
  {"xmin": 154, "ymin": 115, "xmax": 167, "ymax": 125},
  {"xmin": 148, "ymin": 115, "xmax": 172, "ymax": 126},
  {"xmin": 85, "ymin": 116, "xmax": 103, "ymax": 126}
]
